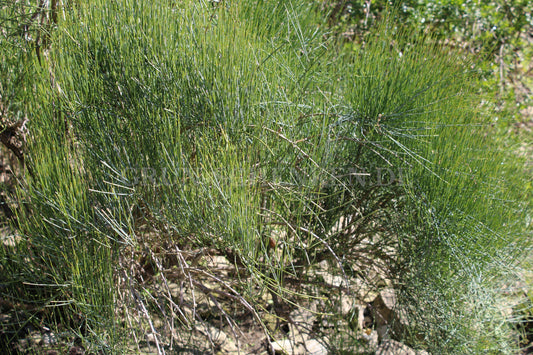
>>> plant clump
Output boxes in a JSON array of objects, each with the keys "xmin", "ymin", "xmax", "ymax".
[{"xmin": 0, "ymin": 0, "xmax": 530, "ymax": 354}]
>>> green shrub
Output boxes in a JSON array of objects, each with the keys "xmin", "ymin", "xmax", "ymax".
[
  {"xmin": 322, "ymin": 0, "xmax": 533, "ymax": 134},
  {"xmin": 325, "ymin": 0, "xmax": 532, "ymax": 51},
  {"xmin": 1, "ymin": 0, "xmax": 530, "ymax": 353}
]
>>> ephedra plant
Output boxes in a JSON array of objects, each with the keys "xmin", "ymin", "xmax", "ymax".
[{"xmin": 0, "ymin": 0, "xmax": 530, "ymax": 353}]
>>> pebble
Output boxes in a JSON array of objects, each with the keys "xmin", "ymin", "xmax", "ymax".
[
  {"xmin": 271, "ymin": 339, "xmax": 294, "ymax": 354},
  {"xmin": 375, "ymin": 339, "xmax": 417, "ymax": 355},
  {"xmin": 42, "ymin": 332, "xmax": 58, "ymax": 346},
  {"xmin": 303, "ymin": 339, "xmax": 328, "ymax": 355},
  {"xmin": 207, "ymin": 326, "xmax": 227, "ymax": 345}
]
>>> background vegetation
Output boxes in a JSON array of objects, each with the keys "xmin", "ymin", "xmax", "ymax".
[{"xmin": 1, "ymin": 0, "xmax": 531, "ymax": 354}]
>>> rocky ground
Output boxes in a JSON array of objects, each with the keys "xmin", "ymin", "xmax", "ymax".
[{"xmin": 0, "ymin": 242, "xmax": 430, "ymax": 354}]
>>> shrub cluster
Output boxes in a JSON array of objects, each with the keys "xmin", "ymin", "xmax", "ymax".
[{"xmin": 1, "ymin": 0, "xmax": 530, "ymax": 353}]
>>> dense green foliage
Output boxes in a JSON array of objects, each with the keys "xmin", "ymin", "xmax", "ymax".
[
  {"xmin": 1, "ymin": 0, "xmax": 531, "ymax": 353},
  {"xmin": 326, "ymin": 0, "xmax": 533, "ymax": 128},
  {"xmin": 330, "ymin": 0, "xmax": 532, "ymax": 48}
]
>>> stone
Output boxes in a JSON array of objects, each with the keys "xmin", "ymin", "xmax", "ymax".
[
  {"xmin": 315, "ymin": 270, "xmax": 345, "ymax": 288},
  {"xmin": 321, "ymin": 316, "xmax": 348, "ymax": 329},
  {"xmin": 152, "ymin": 316, "xmax": 164, "ymax": 329},
  {"xmin": 316, "ymin": 260, "xmax": 329, "ymax": 272},
  {"xmin": 220, "ymin": 338, "xmax": 240, "ymax": 354},
  {"xmin": 328, "ymin": 274, "xmax": 346, "ymax": 288},
  {"xmin": 375, "ymin": 339, "xmax": 416, "ymax": 355},
  {"xmin": 340, "ymin": 297, "xmax": 355, "ymax": 316},
  {"xmin": 138, "ymin": 345, "xmax": 159, "ymax": 355},
  {"xmin": 360, "ymin": 288, "xmax": 379, "ymax": 303},
  {"xmin": 372, "ymin": 288, "xmax": 410, "ymax": 337},
  {"xmin": 208, "ymin": 255, "xmax": 231, "ymax": 267},
  {"xmin": 360, "ymin": 329, "xmax": 378, "ymax": 350},
  {"xmin": 270, "ymin": 338, "xmax": 325, "ymax": 355},
  {"xmin": 208, "ymin": 327, "xmax": 227, "ymax": 346},
  {"xmin": 303, "ymin": 339, "xmax": 328, "ymax": 355},
  {"xmin": 168, "ymin": 282, "xmax": 180, "ymax": 298},
  {"xmin": 42, "ymin": 331, "xmax": 58, "ymax": 346},
  {"xmin": 271, "ymin": 339, "xmax": 294, "ymax": 354}
]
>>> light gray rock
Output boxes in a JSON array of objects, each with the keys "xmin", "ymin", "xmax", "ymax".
[
  {"xmin": 138, "ymin": 345, "xmax": 159, "ymax": 355},
  {"xmin": 340, "ymin": 297, "xmax": 355, "ymax": 316},
  {"xmin": 362, "ymin": 289, "xmax": 380, "ymax": 303},
  {"xmin": 360, "ymin": 329, "xmax": 379, "ymax": 350},
  {"xmin": 208, "ymin": 327, "xmax": 227, "ymax": 346},
  {"xmin": 205, "ymin": 255, "xmax": 233, "ymax": 277},
  {"xmin": 220, "ymin": 337, "xmax": 240, "ymax": 354},
  {"xmin": 42, "ymin": 331, "xmax": 58, "ymax": 346},
  {"xmin": 271, "ymin": 339, "xmax": 295, "ymax": 354},
  {"xmin": 303, "ymin": 339, "xmax": 328, "ymax": 355},
  {"xmin": 168, "ymin": 282, "xmax": 180, "ymax": 298},
  {"xmin": 375, "ymin": 339, "xmax": 416, "ymax": 355}
]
